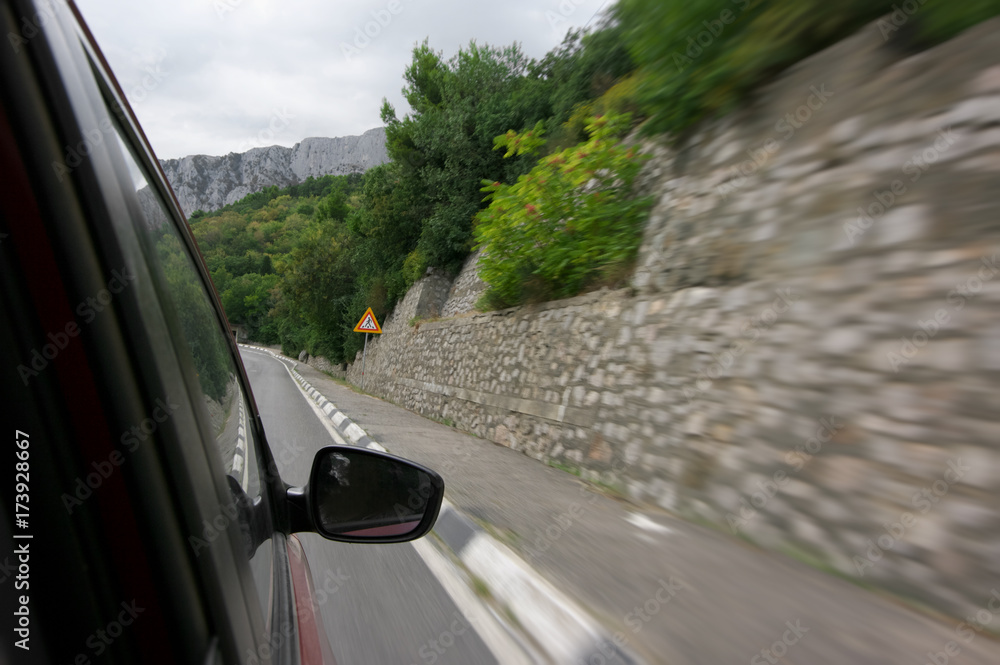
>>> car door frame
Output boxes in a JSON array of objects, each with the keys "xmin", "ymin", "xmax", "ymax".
[{"xmin": 0, "ymin": 0, "xmax": 311, "ymax": 662}]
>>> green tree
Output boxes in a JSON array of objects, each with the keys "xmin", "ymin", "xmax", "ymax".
[
  {"xmin": 526, "ymin": 23, "xmax": 636, "ymax": 147},
  {"xmin": 277, "ymin": 218, "xmax": 357, "ymax": 360},
  {"xmin": 381, "ymin": 40, "xmax": 549, "ymax": 274}
]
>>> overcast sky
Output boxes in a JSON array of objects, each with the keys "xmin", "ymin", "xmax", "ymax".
[{"xmin": 74, "ymin": 0, "xmax": 610, "ymax": 160}]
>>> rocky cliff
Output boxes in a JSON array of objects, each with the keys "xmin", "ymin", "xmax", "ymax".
[{"xmin": 160, "ymin": 127, "xmax": 388, "ymax": 216}]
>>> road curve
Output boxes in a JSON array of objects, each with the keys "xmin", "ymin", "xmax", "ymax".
[{"xmin": 240, "ymin": 347, "xmax": 499, "ymax": 665}]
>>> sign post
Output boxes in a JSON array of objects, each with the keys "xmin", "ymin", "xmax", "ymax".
[{"xmin": 352, "ymin": 307, "xmax": 383, "ymax": 390}]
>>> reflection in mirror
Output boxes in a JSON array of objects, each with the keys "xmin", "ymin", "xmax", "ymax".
[{"xmin": 313, "ymin": 448, "xmax": 436, "ymax": 539}]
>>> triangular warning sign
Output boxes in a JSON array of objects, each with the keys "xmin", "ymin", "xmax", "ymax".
[{"xmin": 353, "ymin": 307, "xmax": 382, "ymax": 333}]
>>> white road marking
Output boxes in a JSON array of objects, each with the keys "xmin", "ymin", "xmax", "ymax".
[
  {"xmin": 625, "ymin": 512, "xmax": 673, "ymax": 535},
  {"xmin": 243, "ymin": 347, "xmax": 349, "ymax": 447},
  {"xmin": 410, "ymin": 537, "xmax": 539, "ymax": 665},
  {"xmin": 458, "ymin": 527, "xmax": 607, "ymax": 664},
  {"xmin": 238, "ymin": 398, "xmax": 249, "ymax": 490},
  {"xmin": 286, "ymin": 371, "xmax": 350, "ymax": 447}
]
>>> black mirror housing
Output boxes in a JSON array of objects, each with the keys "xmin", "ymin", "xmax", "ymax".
[{"xmin": 287, "ymin": 446, "xmax": 444, "ymax": 543}]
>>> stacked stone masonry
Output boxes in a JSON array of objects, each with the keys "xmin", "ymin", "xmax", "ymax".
[{"xmin": 342, "ymin": 18, "xmax": 1000, "ymax": 618}]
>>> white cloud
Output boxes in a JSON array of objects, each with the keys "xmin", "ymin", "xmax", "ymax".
[{"xmin": 75, "ymin": 0, "xmax": 610, "ymax": 159}]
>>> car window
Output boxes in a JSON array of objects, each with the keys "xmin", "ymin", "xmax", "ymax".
[{"xmin": 106, "ymin": 117, "xmax": 276, "ymax": 622}]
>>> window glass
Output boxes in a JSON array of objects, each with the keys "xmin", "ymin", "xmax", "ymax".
[{"xmin": 108, "ymin": 122, "xmax": 274, "ymax": 621}]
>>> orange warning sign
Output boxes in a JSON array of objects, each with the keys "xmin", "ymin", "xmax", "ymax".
[{"xmin": 353, "ymin": 307, "xmax": 382, "ymax": 333}]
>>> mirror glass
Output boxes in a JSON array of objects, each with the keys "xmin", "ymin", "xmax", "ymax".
[{"xmin": 312, "ymin": 447, "xmax": 437, "ymax": 539}]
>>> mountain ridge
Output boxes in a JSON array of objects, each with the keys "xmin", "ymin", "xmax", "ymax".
[{"xmin": 160, "ymin": 127, "xmax": 388, "ymax": 216}]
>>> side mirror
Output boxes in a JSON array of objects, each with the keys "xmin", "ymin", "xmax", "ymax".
[{"xmin": 287, "ymin": 446, "xmax": 444, "ymax": 543}]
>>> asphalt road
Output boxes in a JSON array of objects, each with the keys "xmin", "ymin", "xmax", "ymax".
[{"xmin": 239, "ymin": 347, "xmax": 499, "ymax": 665}]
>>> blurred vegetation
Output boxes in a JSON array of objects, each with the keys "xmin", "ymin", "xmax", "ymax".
[
  {"xmin": 153, "ymin": 224, "xmax": 232, "ymax": 401},
  {"xmin": 614, "ymin": 0, "xmax": 1000, "ymax": 137},
  {"xmin": 191, "ymin": 1, "xmax": 999, "ymax": 362}
]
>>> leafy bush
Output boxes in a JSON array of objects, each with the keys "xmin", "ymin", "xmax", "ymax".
[{"xmin": 474, "ymin": 113, "xmax": 652, "ymax": 309}]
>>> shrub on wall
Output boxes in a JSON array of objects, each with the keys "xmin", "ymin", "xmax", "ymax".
[{"xmin": 473, "ymin": 113, "xmax": 652, "ymax": 309}]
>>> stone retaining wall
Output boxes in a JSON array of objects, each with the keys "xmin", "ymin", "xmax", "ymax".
[
  {"xmin": 442, "ymin": 249, "xmax": 489, "ymax": 317},
  {"xmin": 303, "ymin": 354, "xmax": 347, "ymax": 379},
  {"xmin": 346, "ymin": 18, "xmax": 1000, "ymax": 617}
]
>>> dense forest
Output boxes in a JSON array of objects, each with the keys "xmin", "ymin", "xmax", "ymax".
[{"xmin": 190, "ymin": 0, "xmax": 999, "ymax": 364}]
